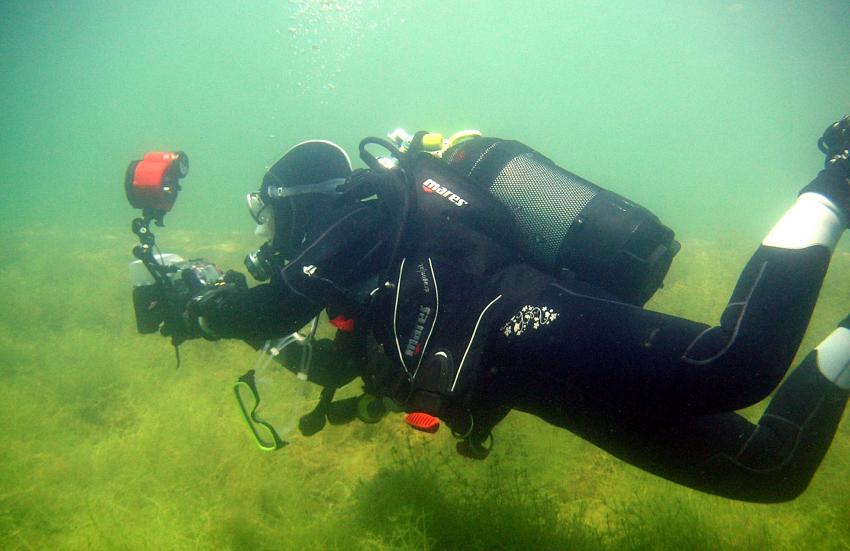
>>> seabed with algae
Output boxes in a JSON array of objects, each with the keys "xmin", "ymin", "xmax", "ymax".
[{"xmin": 1, "ymin": 229, "xmax": 849, "ymax": 550}]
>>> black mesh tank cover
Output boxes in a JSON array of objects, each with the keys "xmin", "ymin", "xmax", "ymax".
[{"xmin": 443, "ymin": 138, "xmax": 680, "ymax": 306}]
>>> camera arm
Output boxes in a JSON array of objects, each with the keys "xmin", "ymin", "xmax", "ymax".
[{"xmin": 131, "ymin": 214, "xmax": 179, "ymax": 289}]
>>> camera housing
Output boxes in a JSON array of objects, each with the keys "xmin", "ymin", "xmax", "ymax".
[{"xmin": 129, "ymin": 255, "xmax": 224, "ymax": 334}]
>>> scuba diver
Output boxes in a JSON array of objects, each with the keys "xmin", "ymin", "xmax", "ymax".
[{"xmin": 129, "ymin": 118, "xmax": 850, "ymax": 503}]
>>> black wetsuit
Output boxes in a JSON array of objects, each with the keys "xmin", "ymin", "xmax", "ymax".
[
  {"xmin": 200, "ymin": 172, "xmax": 849, "ymax": 504},
  {"xmin": 478, "ymin": 245, "xmax": 847, "ymax": 503}
]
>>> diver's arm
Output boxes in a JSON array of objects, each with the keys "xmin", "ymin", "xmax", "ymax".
[
  {"xmin": 188, "ymin": 280, "xmax": 321, "ymax": 341},
  {"xmin": 189, "ymin": 201, "xmax": 391, "ymax": 342}
]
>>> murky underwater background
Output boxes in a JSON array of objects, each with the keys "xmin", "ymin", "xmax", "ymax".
[{"xmin": 2, "ymin": 1, "xmax": 850, "ymax": 549}]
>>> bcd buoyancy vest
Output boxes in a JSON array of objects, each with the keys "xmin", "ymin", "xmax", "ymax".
[
  {"xmin": 358, "ymin": 136, "xmax": 680, "ymax": 436},
  {"xmin": 361, "ymin": 151, "xmax": 525, "ymax": 430}
]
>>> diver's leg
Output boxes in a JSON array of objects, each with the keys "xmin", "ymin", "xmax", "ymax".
[
  {"xmin": 493, "ymin": 166, "xmax": 850, "ymax": 415},
  {"xmin": 515, "ymin": 325, "xmax": 850, "ymax": 502},
  {"xmin": 664, "ymin": 168, "xmax": 850, "ymax": 408}
]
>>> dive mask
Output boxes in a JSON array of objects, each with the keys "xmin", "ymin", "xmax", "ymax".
[
  {"xmin": 247, "ymin": 191, "xmax": 273, "ymax": 225},
  {"xmin": 264, "ymin": 177, "xmax": 348, "ymax": 200},
  {"xmin": 247, "ymin": 177, "xmax": 347, "ymax": 225}
]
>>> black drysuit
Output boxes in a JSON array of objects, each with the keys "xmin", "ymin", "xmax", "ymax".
[{"xmin": 199, "ymin": 166, "xmax": 849, "ymax": 504}]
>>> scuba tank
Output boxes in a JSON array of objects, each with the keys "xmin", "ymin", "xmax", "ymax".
[{"xmin": 440, "ymin": 137, "xmax": 680, "ymax": 306}]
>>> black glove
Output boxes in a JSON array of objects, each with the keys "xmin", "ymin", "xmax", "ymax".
[
  {"xmin": 162, "ymin": 269, "xmax": 249, "ymax": 341},
  {"xmin": 181, "ymin": 286, "xmax": 231, "ymax": 341},
  {"xmin": 221, "ymin": 269, "xmax": 248, "ymax": 289}
]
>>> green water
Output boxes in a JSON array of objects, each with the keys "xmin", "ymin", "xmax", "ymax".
[{"xmin": 2, "ymin": 1, "xmax": 850, "ymax": 549}]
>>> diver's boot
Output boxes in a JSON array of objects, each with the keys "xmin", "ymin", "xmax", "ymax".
[
  {"xmin": 819, "ymin": 116, "xmax": 850, "ymax": 173},
  {"xmin": 797, "ymin": 116, "xmax": 850, "ymax": 227}
]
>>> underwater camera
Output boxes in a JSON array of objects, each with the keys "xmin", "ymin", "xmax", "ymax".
[
  {"xmin": 124, "ymin": 150, "xmax": 225, "ymax": 335},
  {"xmin": 129, "ymin": 255, "xmax": 224, "ymax": 334}
]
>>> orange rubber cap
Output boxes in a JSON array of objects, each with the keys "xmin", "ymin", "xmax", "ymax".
[{"xmin": 405, "ymin": 412, "xmax": 440, "ymax": 433}]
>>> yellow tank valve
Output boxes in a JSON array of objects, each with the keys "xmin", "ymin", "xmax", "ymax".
[
  {"xmin": 446, "ymin": 130, "xmax": 482, "ymax": 149},
  {"xmin": 421, "ymin": 133, "xmax": 445, "ymax": 152}
]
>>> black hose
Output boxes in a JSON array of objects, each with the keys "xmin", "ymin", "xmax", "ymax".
[
  {"xmin": 357, "ymin": 137, "xmax": 416, "ymax": 290},
  {"xmin": 358, "ymin": 137, "xmax": 402, "ymax": 171}
]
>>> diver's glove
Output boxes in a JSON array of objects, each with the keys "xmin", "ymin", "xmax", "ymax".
[
  {"xmin": 181, "ymin": 270, "xmax": 249, "ymax": 341},
  {"xmin": 799, "ymin": 116, "xmax": 850, "ymax": 223},
  {"xmin": 161, "ymin": 270, "xmax": 248, "ymax": 341}
]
